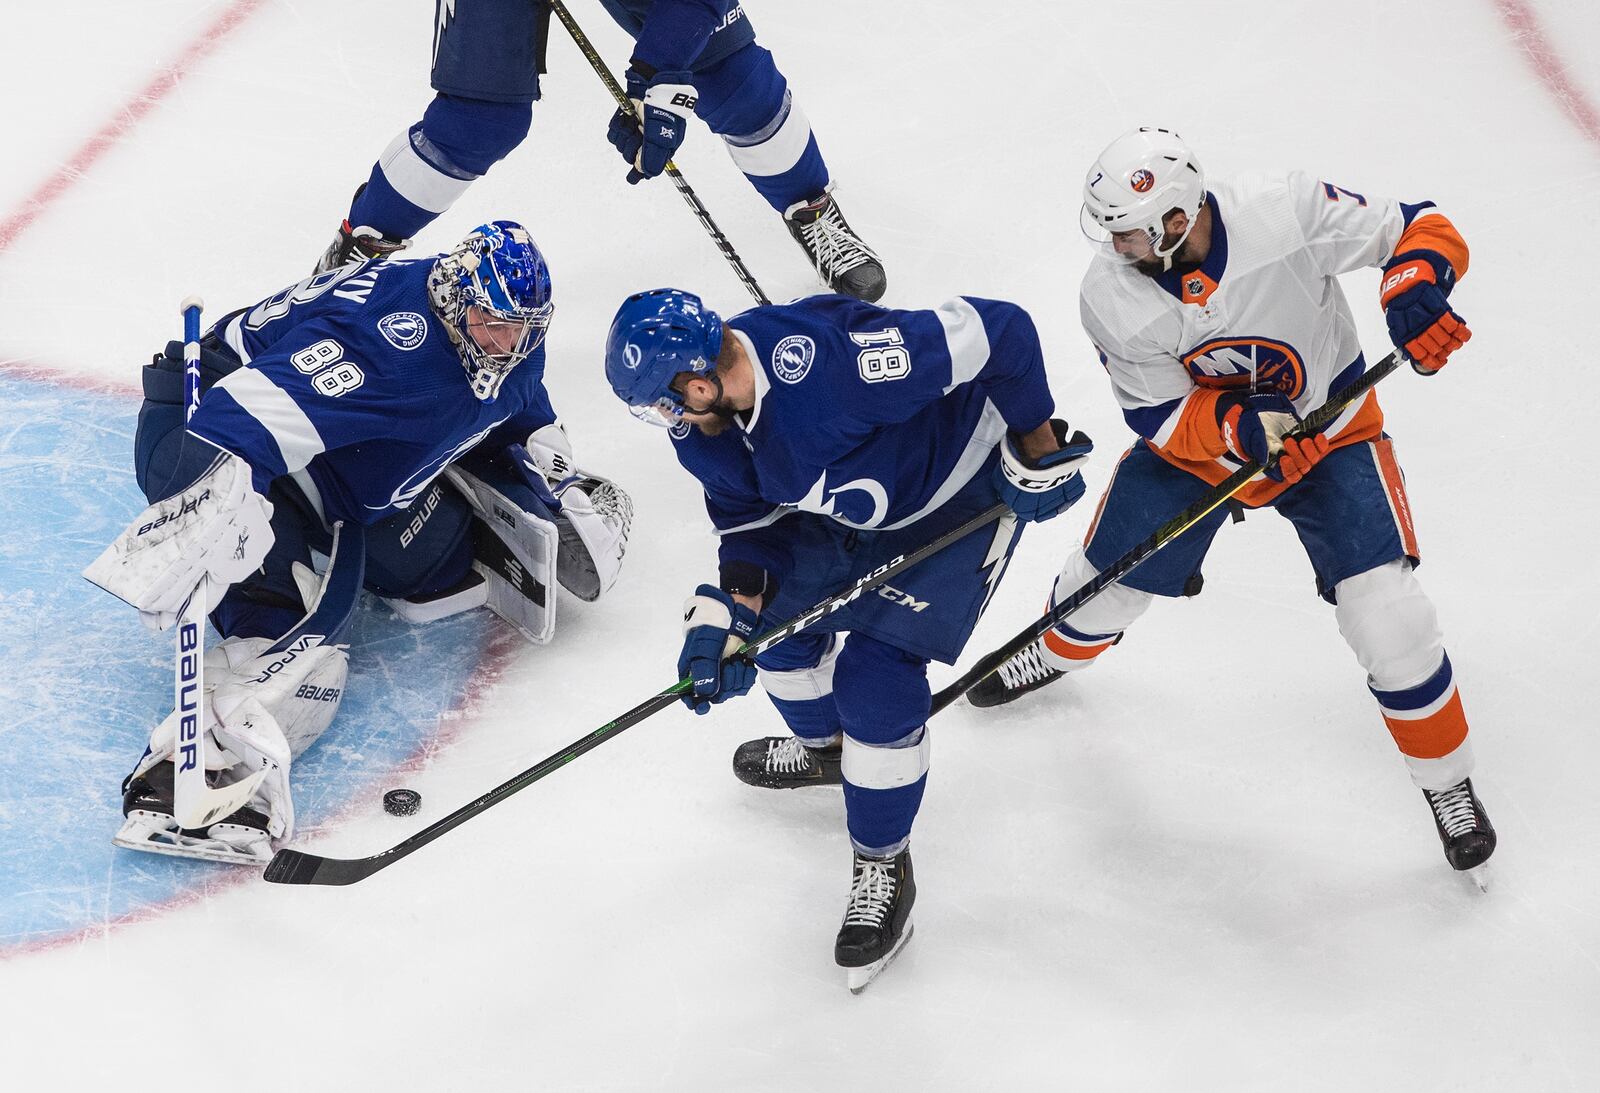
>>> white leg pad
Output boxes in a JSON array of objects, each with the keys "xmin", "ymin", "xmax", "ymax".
[{"xmin": 1333, "ymin": 559, "xmax": 1444, "ymax": 690}]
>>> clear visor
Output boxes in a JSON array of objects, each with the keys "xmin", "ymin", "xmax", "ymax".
[
  {"xmin": 1079, "ymin": 204, "xmax": 1173, "ymax": 266},
  {"xmin": 627, "ymin": 393, "xmax": 686, "ymax": 428}
]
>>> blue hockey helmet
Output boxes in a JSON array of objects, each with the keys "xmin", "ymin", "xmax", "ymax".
[
  {"xmin": 604, "ymin": 289, "xmax": 724, "ymax": 425},
  {"xmin": 427, "ymin": 220, "xmax": 554, "ymax": 401}
]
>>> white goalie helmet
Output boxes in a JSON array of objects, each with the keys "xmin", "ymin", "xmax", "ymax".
[{"xmin": 1080, "ymin": 127, "xmax": 1206, "ymax": 267}]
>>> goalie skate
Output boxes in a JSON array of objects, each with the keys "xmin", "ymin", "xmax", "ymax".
[{"xmin": 112, "ymin": 762, "xmax": 272, "ymax": 866}]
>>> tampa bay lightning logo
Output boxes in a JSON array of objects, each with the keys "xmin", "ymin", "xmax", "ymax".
[
  {"xmin": 1182, "ymin": 337, "xmax": 1307, "ymax": 399},
  {"xmin": 378, "ymin": 311, "xmax": 428, "ymax": 351},
  {"xmin": 371, "ymin": 422, "xmax": 500, "ymax": 511},
  {"xmin": 771, "ymin": 335, "xmax": 815, "ymax": 385},
  {"xmin": 622, "ymin": 342, "xmax": 643, "ymax": 370},
  {"xmin": 668, "ymin": 419, "xmax": 691, "ymax": 441}
]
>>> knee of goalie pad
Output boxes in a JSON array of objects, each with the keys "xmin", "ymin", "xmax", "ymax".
[
  {"xmin": 444, "ymin": 463, "xmax": 560, "ymax": 643},
  {"xmin": 1333, "ymin": 558, "xmax": 1445, "ymax": 690}
]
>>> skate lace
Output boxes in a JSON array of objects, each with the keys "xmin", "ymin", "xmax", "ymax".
[
  {"xmin": 797, "ymin": 199, "xmax": 879, "ymax": 279},
  {"xmin": 1428, "ymin": 782, "xmax": 1478, "ymax": 838},
  {"xmin": 765, "ymin": 736, "xmax": 817, "ymax": 774},
  {"xmin": 997, "ymin": 643, "xmax": 1056, "ymax": 689},
  {"xmin": 842, "ymin": 858, "xmax": 897, "ymax": 929}
]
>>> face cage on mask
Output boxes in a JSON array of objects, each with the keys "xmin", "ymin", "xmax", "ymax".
[{"xmin": 461, "ymin": 304, "xmax": 553, "ymax": 401}]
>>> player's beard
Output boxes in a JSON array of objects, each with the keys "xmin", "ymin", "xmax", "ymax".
[{"xmin": 686, "ymin": 401, "xmax": 740, "ymax": 437}]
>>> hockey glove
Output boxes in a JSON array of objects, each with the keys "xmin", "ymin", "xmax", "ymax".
[
  {"xmin": 994, "ymin": 419, "xmax": 1093, "ymax": 523},
  {"xmin": 606, "ymin": 65, "xmax": 696, "ymax": 185},
  {"xmin": 678, "ymin": 585, "xmax": 759, "ymax": 715},
  {"xmin": 1380, "ymin": 256, "xmax": 1471, "ymax": 375},
  {"xmin": 1218, "ymin": 392, "xmax": 1330, "ymax": 484}
]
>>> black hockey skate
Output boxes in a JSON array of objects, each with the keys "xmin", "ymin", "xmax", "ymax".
[
  {"xmin": 783, "ymin": 188, "xmax": 887, "ymax": 303},
  {"xmin": 313, "ymin": 202, "xmax": 410, "ymax": 274},
  {"xmin": 732, "ymin": 735, "xmax": 842, "ymax": 789},
  {"xmin": 966, "ymin": 641, "xmax": 1065, "ymax": 708},
  {"xmin": 115, "ymin": 760, "xmax": 274, "ymax": 865},
  {"xmin": 1422, "ymin": 777, "xmax": 1497, "ymax": 875},
  {"xmin": 835, "ymin": 848, "xmax": 916, "ymax": 994}
]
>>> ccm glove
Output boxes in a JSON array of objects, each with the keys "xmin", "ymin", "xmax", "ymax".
[
  {"xmin": 606, "ymin": 65, "xmax": 697, "ymax": 184},
  {"xmin": 1218, "ymin": 392, "xmax": 1330, "ymax": 485},
  {"xmin": 994, "ymin": 419, "xmax": 1093, "ymax": 523},
  {"xmin": 678, "ymin": 585, "xmax": 759, "ymax": 715},
  {"xmin": 1380, "ymin": 256, "xmax": 1470, "ymax": 376}
]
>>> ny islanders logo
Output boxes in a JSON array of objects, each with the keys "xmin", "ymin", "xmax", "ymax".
[
  {"xmin": 1182, "ymin": 337, "xmax": 1307, "ymax": 398},
  {"xmin": 771, "ymin": 335, "xmax": 815, "ymax": 384},
  {"xmin": 1129, "ymin": 168, "xmax": 1155, "ymax": 193},
  {"xmin": 378, "ymin": 312, "xmax": 428, "ymax": 351}
]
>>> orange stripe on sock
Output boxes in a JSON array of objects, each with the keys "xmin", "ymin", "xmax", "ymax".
[
  {"xmin": 1373, "ymin": 439, "xmax": 1420, "ymax": 558},
  {"xmin": 1383, "ymin": 690, "xmax": 1468, "ymax": 759},
  {"xmin": 1042, "ymin": 628, "xmax": 1115, "ymax": 662}
]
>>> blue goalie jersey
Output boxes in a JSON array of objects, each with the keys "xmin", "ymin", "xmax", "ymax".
[
  {"xmin": 193, "ymin": 259, "xmax": 558, "ymax": 525},
  {"xmin": 669, "ymin": 294, "xmax": 1055, "ymax": 579}
]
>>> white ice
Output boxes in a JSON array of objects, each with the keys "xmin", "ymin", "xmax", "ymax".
[{"xmin": 2, "ymin": 1, "xmax": 1598, "ymax": 1089}]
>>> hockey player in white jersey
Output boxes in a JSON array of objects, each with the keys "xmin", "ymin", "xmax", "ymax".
[
  {"xmin": 968, "ymin": 128, "xmax": 1493, "ymax": 879},
  {"xmin": 84, "ymin": 221, "xmax": 633, "ymax": 864},
  {"xmin": 604, "ymin": 287, "xmax": 1092, "ymax": 989}
]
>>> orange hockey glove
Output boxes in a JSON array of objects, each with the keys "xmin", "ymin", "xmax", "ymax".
[{"xmin": 1381, "ymin": 257, "xmax": 1471, "ymax": 376}]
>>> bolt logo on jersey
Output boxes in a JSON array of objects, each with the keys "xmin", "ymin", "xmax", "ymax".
[
  {"xmin": 371, "ymin": 421, "xmax": 501, "ymax": 511},
  {"xmin": 771, "ymin": 335, "xmax": 816, "ymax": 384},
  {"xmin": 378, "ymin": 312, "xmax": 428, "ymax": 351},
  {"xmin": 1181, "ymin": 337, "xmax": 1307, "ymax": 399},
  {"xmin": 1130, "ymin": 168, "xmax": 1155, "ymax": 193}
]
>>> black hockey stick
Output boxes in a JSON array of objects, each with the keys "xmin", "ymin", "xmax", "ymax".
[
  {"xmin": 928, "ymin": 349, "xmax": 1406, "ymax": 716},
  {"xmin": 263, "ymin": 502, "xmax": 1011, "ymax": 886},
  {"xmin": 549, "ymin": 0, "xmax": 772, "ymax": 306}
]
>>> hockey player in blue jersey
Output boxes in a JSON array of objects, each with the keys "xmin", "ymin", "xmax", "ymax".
[
  {"xmin": 603, "ymin": 287, "xmax": 1093, "ymax": 990},
  {"xmin": 317, "ymin": 0, "xmax": 886, "ymax": 301},
  {"xmin": 85, "ymin": 221, "xmax": 634, "ymax": 865}
]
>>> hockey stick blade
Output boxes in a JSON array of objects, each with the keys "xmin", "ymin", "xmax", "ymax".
[
  {"xmin": 263, "ymin": 504, "xmax": 1010, "ymax": 886},
  {"xmin": 930, "ymin": 349, "xmax": 1405, "ymax": 715}
]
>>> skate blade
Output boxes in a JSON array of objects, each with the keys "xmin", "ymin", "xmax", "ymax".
[
  {"xmin": 113, "ymin": 815, "xmax": 270, "ymax": 866},
  {"xmin": 845, "ymin": 920, "xmax": 915, "ymax": 995},
  {"xmin": 1459, "ymin": 862, "xmax": 1492, "ymax": 893}
]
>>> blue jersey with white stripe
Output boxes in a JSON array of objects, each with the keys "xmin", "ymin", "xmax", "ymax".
[
  {"xmin": 190, "ymin": 258, "xmax": 557, "ymax": 524},
  {"xmin": 668, "ymin": 294, "xmax": 1054, "ymax": 577}
]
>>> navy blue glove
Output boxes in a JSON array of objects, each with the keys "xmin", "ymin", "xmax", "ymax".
[
  {"xmin": 678, "ymin": 585, "xmax": 759, "ymax": 715},
  {"xmin": 606, "ymin": 66, "xmax": 697, "ymax": 185},
  {"xmin": 1380, "ymin": 257, "xmax": 1471, "ymax": 376},
  {"xmin": 994, "ymin": 419, "xmax": 1093, "ymax": 522},
  {"xmin": 1217, "ymin": 392, "xmax": 1329, "ymax": 485}
]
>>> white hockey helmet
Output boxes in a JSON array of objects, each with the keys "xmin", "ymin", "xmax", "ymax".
[{"xmin": 1080, "ymin": 127, "xmax": 1206, "ymax": 266}]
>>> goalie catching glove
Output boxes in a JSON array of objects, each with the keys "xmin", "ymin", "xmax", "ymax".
[
  {"xmin": 83, "ymin": 447, "xmax": 273, "ymax": 630},
  {"xmin": 517, "ymin": 423, "xmax": 634, "ymax": 602}
]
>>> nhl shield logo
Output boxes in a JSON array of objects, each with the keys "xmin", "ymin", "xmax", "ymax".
[
  {"xmin": 378, "ymin": 311, "xmax": 428, "ymax": 351},
  {"xmin": 771, "ymin": 335, "xmax": 815, "ymax": 384},
  {"xmin": 1130, "ymin": 168, "xmax": 1155, "ymax": 193}
]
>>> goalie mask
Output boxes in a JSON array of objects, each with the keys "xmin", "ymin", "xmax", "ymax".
[
  {"xmin": 429, "ymin": 221, "xmax": 555, "ymax": 402},
  {"xmin": 1080, "ymin": 127, "xmax": 1206, "ymax": 270}
]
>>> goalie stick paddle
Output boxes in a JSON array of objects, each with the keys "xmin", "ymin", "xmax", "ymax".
[
  {"xmin": 263, "ymin": 502, "xmax": 1012, "ymax": 885},
  {"xmin": 928, "ymin": 348, "xmax": 1406, "ymax": 716},
  {"xmin": 549, "ymin": 0, "xmax": 771, "ymax": 307}
]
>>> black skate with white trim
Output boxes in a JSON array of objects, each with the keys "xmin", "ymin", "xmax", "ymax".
[
  {"xmin": 313, "ymin": 187, "xmax": 411, "ymax": 274},
  {"xmin": 114, "ymin": 760, "xmax": 273, "ymax": 865},
  {"xmin": 1422, "ymin": 777, "xmax": 1496, "ymax": 882},
  {"xmin": 783, "ymin": 187, "xmax": 886, "ymax": 303},
  {"xmin": 835, "ymin": 848, "xmax": 916, "ymax": 994},
  {"xmin": 731, "ymin": 735, "xmax": 842, "ymax": 789},
  {"xmin": 966, "ymin": 641, "xmax": 1065, "ymax": 708}
]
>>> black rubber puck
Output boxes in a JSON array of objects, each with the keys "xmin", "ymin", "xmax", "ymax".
[{"xmin": 383, "ymin": 788, "xmax": 422, "ymax": 816}]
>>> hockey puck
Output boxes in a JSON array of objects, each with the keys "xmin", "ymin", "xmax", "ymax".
[{"xmin": 383, "ymin": 789, "xmax": 422, "ymax": 817}]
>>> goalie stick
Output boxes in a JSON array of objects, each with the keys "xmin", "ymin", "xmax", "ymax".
[
  {"xmin": 928, "ymin": 348, "xmax": 1407, "ymax": 716},
  {"xmin": 263, "ymin": 502, "xmax": 1012, "ymax": 886},
  {"xmin": 548, "ymin": 0, "xmax": 771, "ymax": 306}
]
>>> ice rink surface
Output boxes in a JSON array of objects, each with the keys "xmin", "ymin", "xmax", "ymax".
[{"xmin": 1, "ymin": 1, "xmax": 1597, "ymax": 1089}]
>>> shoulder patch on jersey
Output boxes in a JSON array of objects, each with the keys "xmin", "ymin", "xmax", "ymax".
[
  {"xmin": 770, "ymin": 335, "xmax": 816, "ymax": 385},
  {"xmin": 668, "ymin": 420, "xmax": 692, "ymax": 441},
  {"xmin": 378, "ymin": 311, "xmax": 429, "ymax": 351}
]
